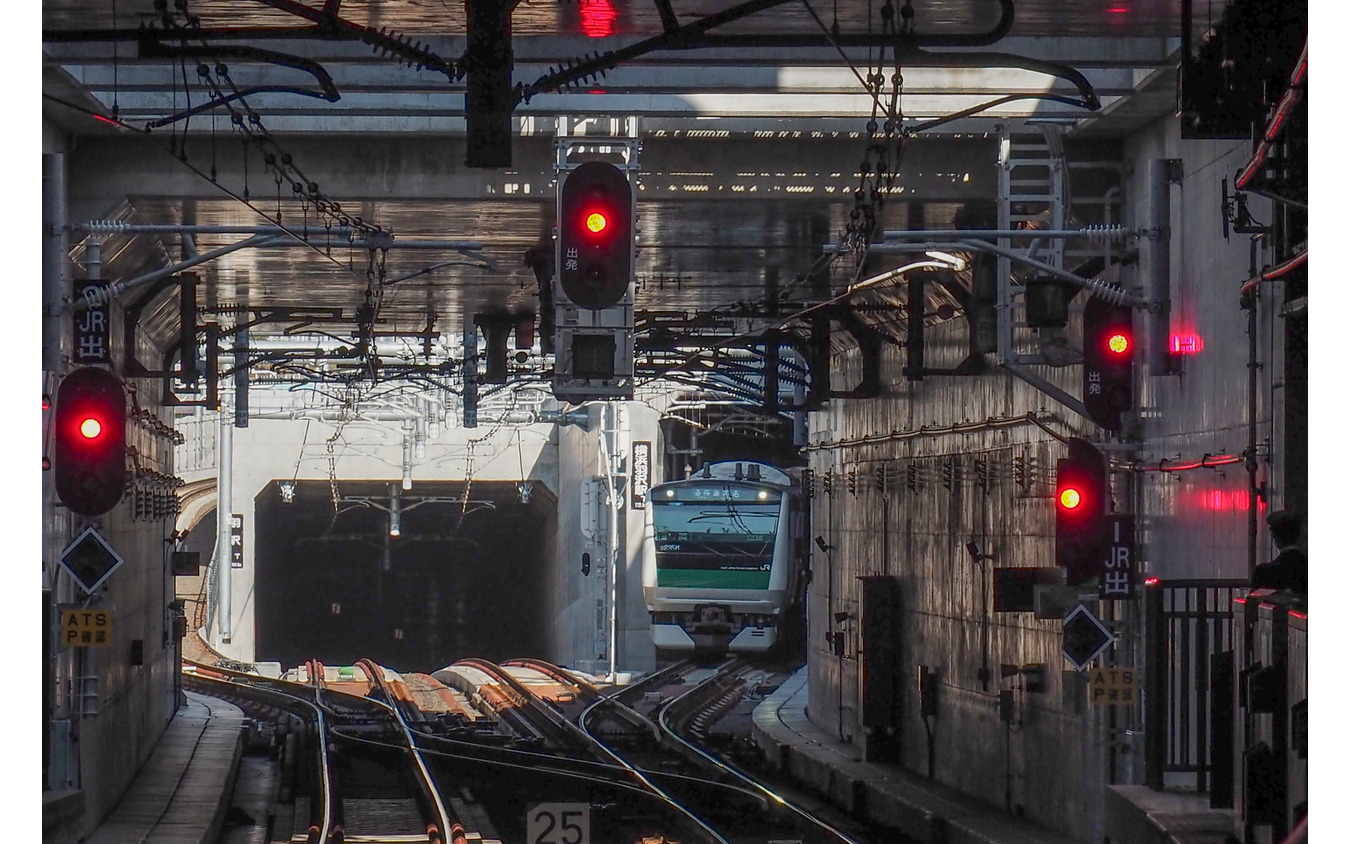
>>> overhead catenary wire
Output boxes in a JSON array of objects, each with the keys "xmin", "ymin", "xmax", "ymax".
[{"xmin": 44, "ymin": 93, "xmax": 380, "ymax": 297}]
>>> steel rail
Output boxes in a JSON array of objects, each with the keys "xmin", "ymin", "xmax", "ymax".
[
  {"xmin": 496, "ymin": 659, "xmax": 771, "ymax": 810},
  {"xmin": 501, "ymin": 661, "xmax": 734, "ymax": 844},
  {"xmin": 451, "ymin": 658, "xmax": 731, "ymax": 843},
  {"xmin": 401, "ymin": 694, "xmax": 769, "ymax": 807},
  {"xmin": 448, "ymin": 658, "xmax": 580, "ymax": 749},
  {"xmin": 183, "ymin": 660, "xmax": 337, "ymax": 843},
  {"xmin": 658, "ymin": 661, "xmax": 864, "ymax": 844},
  {"xmin": 356, "ymin": 659, "xmax": 460, "ymax": 844},
  {"xmin": 506, "ymin": 657, "xmax": 661, "ymax": 741}
]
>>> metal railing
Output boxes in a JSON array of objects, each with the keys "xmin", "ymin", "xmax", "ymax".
[{"xmin": 1143, "ymin": 579, "xmax": 1250, "ymax": 792}]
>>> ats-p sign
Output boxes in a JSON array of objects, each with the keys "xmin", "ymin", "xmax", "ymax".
[{"xmin": 60, "ymin": 607, "xmax": 113, "ymax": 648}]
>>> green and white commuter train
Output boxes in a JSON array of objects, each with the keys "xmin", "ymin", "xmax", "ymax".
[{"xmin": 641, "ymin": 461, "xmax": 804, "ymax": 653}]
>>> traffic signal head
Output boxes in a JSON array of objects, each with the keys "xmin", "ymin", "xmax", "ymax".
[
  {"xmin": 1056, "ymin": 438, "xmax": 1109, "ymax": 586},
  {"xmin": 1082, "ymin": 297, "xmax": 1134, "ymax": 431},
  {"xmin": 53, "ymin": 367, "xmax": 127, "ymax": 517},
  {"xmin": 557, "ymin": 161, "xmax": 633, "ymax": 309}
]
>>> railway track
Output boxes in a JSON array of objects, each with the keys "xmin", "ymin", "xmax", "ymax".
[
  {"xmin": 504, "ymin": 657, "xmax": 867, "ymax": 844},
  {"xmin": 185, "ymin": 658, "xmax": 465, "ymax": 843},
  {"xmin": 187, "ymin": 655, "xmax": 878, "ymax": 842}
]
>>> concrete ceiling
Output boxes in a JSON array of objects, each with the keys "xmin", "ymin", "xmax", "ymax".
[{"xmin": 42, "ymin": 0, "xmax": 1187, "ymax": 402}]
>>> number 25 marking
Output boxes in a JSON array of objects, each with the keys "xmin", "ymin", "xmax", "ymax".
[{"xmin": 530, "ymin": 807, "xmax": 586, "ymax": 844}]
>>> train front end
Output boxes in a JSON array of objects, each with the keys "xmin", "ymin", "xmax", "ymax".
[{"xmin": 642, "ymin": 463, "xmax": 797, "ymax": 653}]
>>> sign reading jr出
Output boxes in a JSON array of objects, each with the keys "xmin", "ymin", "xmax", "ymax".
[
  {"xmin": 73, "ymin": 281, "xmax": 110, "ymax": 364},
  {"xmin": 1099, "ymin": 515, "xmax": 1137, "ymax": 599}
]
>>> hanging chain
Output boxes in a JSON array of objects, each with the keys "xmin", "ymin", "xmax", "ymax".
[
  {"xmin": 324, "ymin": 386, "xmax": 363, "ymax": 526},
  {"xmin": 844, "ymin": 0, "xmax": 912, "ymax": 257},
  {"xmin": 197, "ymin": 64, "xmax": 381, "ymax": 237}
]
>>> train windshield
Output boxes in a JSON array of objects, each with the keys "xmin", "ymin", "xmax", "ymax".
[{"xmin": 651, "ymin": 484, "xmax": 782, "ymax": 589}]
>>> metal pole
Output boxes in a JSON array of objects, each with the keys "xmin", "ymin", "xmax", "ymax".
[
  {"xmin": 876, "ymin": 227, "xmax": 1134, "ymax": 241},
  {"xmin": 86, "ymin": 238, "xmax": 102, "ymax": 285},
  {"xmin": 75, "ymin": 234, "xmax": 283, "ymax": 310},
  {"xmin": 1143, "ymin": 159, "xmax": 1174, "ymax": 375},
  {"xmin": 216, "ymin": 406, "xmax": 233, "ymax": 645},
  {"xmin": 605, "ymin": 402, "xmax": 620, "ymax": 680},
  {"xmin": 43, "ymin": 155, "xmax": 67, "ymax": 374}
]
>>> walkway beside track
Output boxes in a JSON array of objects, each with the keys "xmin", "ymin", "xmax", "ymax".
[
  {"xmin": 83, "ymin": 691, "xmax": 247, "ymax": 844},
  {"xmin": 752, "ymin": 668, "xmax": 1066, "ymax": 844}
]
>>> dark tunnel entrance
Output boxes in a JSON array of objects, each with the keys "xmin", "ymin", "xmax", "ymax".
[{"xmin": 255, "ymin": 479, "xmax": 555, "ymax": 672}]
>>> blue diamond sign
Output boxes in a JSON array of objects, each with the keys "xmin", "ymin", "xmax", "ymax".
[
  {"xmin": 1062, "ymin": 604, "xmax": 1115, "ymax": 672},
  {"xmin": 59, "ymin": 526, "xmax": 125, "ymax": 595}
]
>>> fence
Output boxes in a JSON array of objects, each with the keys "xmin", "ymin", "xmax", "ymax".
[{"xmin": 1143, "ymin": 579, "xmax": 1250, "ymax": 792}]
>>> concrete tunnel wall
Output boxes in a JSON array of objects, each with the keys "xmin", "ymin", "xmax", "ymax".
[
  {"xmin": 177, "ymin": 399, "xmax": 664, "ymax": 676},
  {"xmin": 181, "ymin": 412, "xmax": 560, "ymax": 664},
  {"xmin": 801, "ymin": 115, "xmax": 1287, "ymax": 841}
]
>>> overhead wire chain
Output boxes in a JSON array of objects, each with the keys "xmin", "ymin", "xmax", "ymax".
[
  {"xmin": 843, "ymin": 0, "xmax": 910, "ymax": 256},
  {"xmin": 324, "ymin": 385, "xmax": 365, "ymax": 530},
  {"xmin": 195, "ymin": 63, "xmax": 382, "ymax": 238}
]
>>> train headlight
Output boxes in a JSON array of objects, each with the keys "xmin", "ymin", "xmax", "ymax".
[{"xmin": 757, "ymin": 490, "xmax": 768, "ymax": 499}]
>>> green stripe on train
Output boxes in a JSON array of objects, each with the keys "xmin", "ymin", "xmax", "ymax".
[{"xmin": 656, "ymin": 569, "xmax": 772, "ymax": 589}]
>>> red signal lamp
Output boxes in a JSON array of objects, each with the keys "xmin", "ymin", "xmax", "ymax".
[
  {"xmin": 585, "ymin": 211, "xmax": 608, "ymax": 234},
  {"xmin": 53, "ymin": 367, "xmax": 128, "ymax": 516},
  {"xmin": 1059, "ymin": 488, "xmax": 1083, "ymax": 510},
  {"xmin": 1107, "ymin": 332, "xmax": 1130, "ymax": 355}
]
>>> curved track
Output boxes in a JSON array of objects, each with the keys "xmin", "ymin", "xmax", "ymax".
[{"xmin": 185, "ymin": 658, "xmax": 459, "ymax": 844}]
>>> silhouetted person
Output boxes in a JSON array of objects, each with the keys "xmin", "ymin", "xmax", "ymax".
[{"xmin": 1251, "ymin": 510, "xmax": 1306, "ymax": 595}]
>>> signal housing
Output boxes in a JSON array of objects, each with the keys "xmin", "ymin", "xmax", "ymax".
[
  {"xmin": 53, "ymin": 367, "xmax": 127, "ymax": 517},
  {"xmin": 557, "ymin": 161, "xmax": 634, "ymax": 309},
  {"xmin": 1055, "ymin": 437, "xmax": 1110, "ymax": 586},
  {"xmin": 1082, "ymin": 297, "xmax": 1135, "ymax": 431}
]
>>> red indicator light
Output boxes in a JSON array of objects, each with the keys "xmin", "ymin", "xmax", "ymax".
[
  {"xmin": 1169, "ymin": 333, "xmax": 1204, "ymax": 354},
  {"xmin": 80, "ymin": 417, "xmax": 103, "ymax": 439},
  {"xmin": 585, "ymin": 211, "xmax": 608, "ymax": 234},
  {"xmin": 1144, "ymin": 577, "xmax": 1160, "ymax": 585},
  {"xmin": 579, "ymin": 0, "xmax": 618, "ymax": 38},
  {"xmin": 1107, "ymin": 333, "xmax": 1130, "ymax": 354},
  {"xmin": 1059, "ymin": 488, "xmax": 1082, "ymax": 509}
]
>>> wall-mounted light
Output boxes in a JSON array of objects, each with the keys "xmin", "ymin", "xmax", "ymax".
[{"xmin": 279, "ymin": 481, "xmax": 296, "ymax": 504}]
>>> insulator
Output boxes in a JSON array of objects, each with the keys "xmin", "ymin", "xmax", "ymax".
[
  {"xmin": 1087, "ymin": 280, "xmax": 1133, "ymax": 308},
  {"xmin": 83, "ymin": 221, "xmax": 133, "ymax": 235}
]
